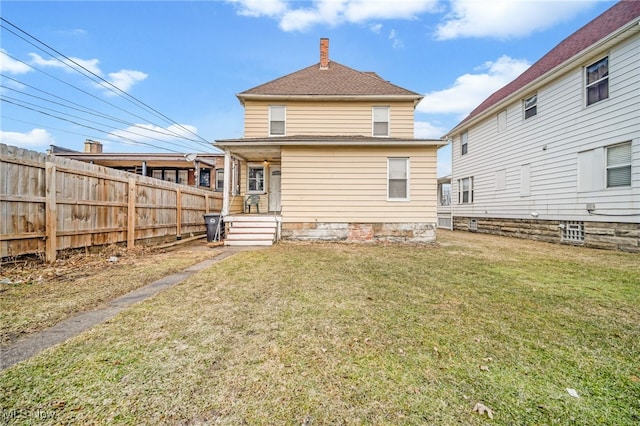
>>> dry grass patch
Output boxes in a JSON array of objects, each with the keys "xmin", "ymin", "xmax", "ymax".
[
  {"xmin": 0, "ymin": 242, "xmax": 220, "ymax": 344},
  {"xmin": 1, "ymin": 231, "xmax": 639, "ymax": 425}
]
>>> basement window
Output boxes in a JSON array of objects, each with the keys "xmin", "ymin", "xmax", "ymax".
[{"xmin": 561, "ymin": 221, "xmax": 584, "ymax": 243}]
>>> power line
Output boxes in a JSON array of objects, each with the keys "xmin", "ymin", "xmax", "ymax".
[
  {"xmin": 0, "ymin": 18, "xmax": 217, "ymax": 154},
  {"xmin": 1, "ymin": 76, "xmax": 212, "ymax": 146},
  {"xmin": 1, "ymin": 17, "xmax": 212, "ymax": 145}
]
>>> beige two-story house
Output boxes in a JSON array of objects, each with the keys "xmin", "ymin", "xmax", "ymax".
[{"xmin": 215, "ymin": 39, "xmax": 445, "ymax": 245}]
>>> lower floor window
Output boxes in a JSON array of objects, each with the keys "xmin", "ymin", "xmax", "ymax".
[
  {"xmin": 387, "ymin": 157, "xmax": 409, "ymax": 200},
  {"xmin": 458, "ymin": 177, "xmax": 474, "ymax": 203},
  {"xmin": 248, "ymin": 165, "xmax": 265, "ymax": 192}
]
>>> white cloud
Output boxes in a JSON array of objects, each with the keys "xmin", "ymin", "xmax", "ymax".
[
  {"xmin": 28, "ymin": 53, "xmax": 102, "ymax": 75},
  {"xmin": 415, "ymin": 120, "xmax": 446, "ymax": 139},
  {"xmin": 436, "ymin": 0, "xmax": 598, "ymax": 40},
  {"xmin": 97, "ymin": 69, "xmax": 148, "ymax": 95},
  {"xmin": 229, "ymin": 0, "xmax": 438, "ymax": 31},
  {"xmin": 417, "ymin": 55, "xmax": 530, "ymax": 116},
  {"xmin": 0, "ymin": 49, "xmax": 32, "ymax": 74},
  {"xmin": 370, "ymin": 23, "xmax": 383, "ymax": 34},
  {"xmin": 227, "ymin": 0, "xmax": 288, "ymax": 17},
  {"xmin": 0, "ymin": 128, "xmax": 55, "ymax": 149},
  {"xmin": 389, "ymin": 29, "xmax": 404, "ymax": 49}
]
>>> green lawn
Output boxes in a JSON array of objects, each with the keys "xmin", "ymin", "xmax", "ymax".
[{"xmin": 1, "ymin": 231, "xmax": 639, "ymax": 425}]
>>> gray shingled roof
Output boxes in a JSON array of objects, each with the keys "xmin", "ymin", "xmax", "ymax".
[
  {"xmin": 238, "ymin": 61, "xmax": 422, "ymax": 98},
  {"xmin": 450, "ymin": 0, "xmax": 640, "ymax": 133}
]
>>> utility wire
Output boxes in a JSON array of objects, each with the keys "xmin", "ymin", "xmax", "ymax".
[
  {"xmin": 1, "ymin": 17, "xmax": 211, "ymax": 145},
  {"xmin": 0, "ymin": 53, "xmax": 215, "ymax": 152},
  {"xmin": 1, "ymin": 77, "xmax": 211, "ymax": 145}
]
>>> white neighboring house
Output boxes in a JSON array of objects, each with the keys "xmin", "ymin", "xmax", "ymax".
[{"xmin": 444, "ymin": 0, "xmax": 640, "ymax": 252}]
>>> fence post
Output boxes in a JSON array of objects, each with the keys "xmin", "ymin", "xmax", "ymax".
[
  {"xmin": 127, "ymin": 178, "xmax": 136, "ymax": 249},
  {"xmin": 176, "ymin": 188, "xmax": 182, "ymax": 239},
  {"xmin": 205, "ymin": 194, "xmax": 210, "ymax": 214},
  {"xmin": 45, "ymin": 161, "xmax": 57, "ymax": 262}
]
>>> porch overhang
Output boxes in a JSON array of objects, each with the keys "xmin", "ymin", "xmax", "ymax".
[{"xmin": 214, "ymin": 135, "xmax": 446, "ymax": 161}]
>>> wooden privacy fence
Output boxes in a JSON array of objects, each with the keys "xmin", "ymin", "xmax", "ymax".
[{"xmin": 1, "ymin": 144, "xmax": 222, "ymax": 262}]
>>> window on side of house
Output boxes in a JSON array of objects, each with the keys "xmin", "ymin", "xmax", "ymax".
[
  {"xmin": 461, "ymin": 131, "xmax": 468, "ymax": 156},
  {"xmin": 214, "ymin": 169, "xmax": 224, "ymax": 191},
  {"xmin": 269, "ymin": 105, "xmax": 286, "ymax": 136},
  {"xmin": 458, "ymin": 177, "xmax": 473, "ymax": 203},
  {"xmin": 524, "ymin": 94, "xmax": 537, "ymax": 119},
  {"xmin": 586, "ymin": 57, "xmax": 608, "ymax": 106},
  {"xmin": 387, "ymin": 157, "xmax": 409, "ymax": 200},
  {"xmin": 606, "ymin": 141, "xmax": 631, "ymax": 188},
  {"xmin": 373, "ymin": 106, "xmax": 390, "ymax": 137},
  {"xmin": 199, "ymin": 168, "xmax": 211, "ymax": 188},
  {"xmin": 247, "ymin": 164, "xmax": 265, "ymax": 193}
]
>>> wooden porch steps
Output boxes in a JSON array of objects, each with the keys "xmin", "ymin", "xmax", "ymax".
[{"xmin": 224, "ymin": 215, "xmax": 279, "ymax": 246}]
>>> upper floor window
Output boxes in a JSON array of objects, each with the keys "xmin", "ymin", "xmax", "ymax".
[
  {"xmin": 458, "ymin": 177, "xmax": 473, "ymax": 203},
  {"xmin": 269, "ymin": 105, "xmax": 285, "ymax": 136},
  {"xmin": 247, "ymin": 165, "xmax": 265, "ymax": 192},
  {"xmin": 373, "ymin": 106, "xmax": 389, "ymax": 137},
  {"xmin": 387, "ymin": 157, "xmax": 409, "ymax": 200},
  {"xmin": 200, "ymin": 168, "xmax": 211, "ymax": 188},
  {"xmin": 606, "ymin": 142, "xmax": 631, "ymax": 188},
  {"xmin": 586, "ymin": 57, "xmax": 608, "ymax": 106},
  {"xmin": 460, "ymin": 131, "xmax": 468, "ymax": 156},
  {"xmin": 524, "ymin": 94, "xmax": 537, "ymax": 119}
]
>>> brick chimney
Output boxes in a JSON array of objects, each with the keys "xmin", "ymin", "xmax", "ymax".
[
  {"xmin": 320, "ymin": 38, "xmax": 329, "ymax": 69},
  {"xmin": 84, "ymin": 139, "xmax": 103, "ymax": 153}
]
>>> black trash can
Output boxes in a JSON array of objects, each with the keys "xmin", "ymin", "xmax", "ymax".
[{"xmin": 203, "ymin": 214, "xmax": 224, "ymax": 242}]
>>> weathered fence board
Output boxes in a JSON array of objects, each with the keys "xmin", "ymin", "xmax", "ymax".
[{"xmin": 1, "ymin": 144, "xmax": 222, "ymax": 261}]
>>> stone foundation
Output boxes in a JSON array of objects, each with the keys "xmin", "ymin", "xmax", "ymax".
[
  {"xmin": 281, "ymin": 222, "xmax": 437, "ymax": 243},
  {"xmin": 453, "ymin": 217, "xmax": 639, "ymax": 252}
]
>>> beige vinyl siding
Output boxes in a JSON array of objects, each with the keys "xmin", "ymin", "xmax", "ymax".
[
  {"xmin": 244, "ymin": 101, "xmax": 415, "ymax": 138},
  {"xmin": 451, "ymin": 32, "xmax": 639, "ymax": 223},
  {"xmin": 281, "ymin": 146, "xmax": 437, "ymax": 223}
]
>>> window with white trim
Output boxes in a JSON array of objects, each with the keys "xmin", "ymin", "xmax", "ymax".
[
  {"xmin": 387, "ymin": 157, "xmax": 409, "ymax": 200},
  {"xmin": 606, "ymin": 142, "xmax": 631, "ymax": 188},
  {"xmin": 524, "ymin": 94, "xmax": 537, "ymax": 119},
  {"xmin": 586, "ymin": 57, "xmax": 608, "ymax": 106},
  {"xmin": 458, "ymin": 177, "xmax": 473, "ymax": 204},
  {"xmin": 214, "ymin": 169, "xmax": 224, "ymax": 192},
  {"xmin": 460, "ymin": 131, "xmax": 468, "ymax": 156},
  {"xmin": 247, "ymin": 165, "xmax": 265, "ymax": 192},
  {"xmin": 373, "ymin": 106, "xmax": 390, "ymax": 137},
  {"xmin": 269, "ymin": 105, "xmax": 285, "ymax": 136}
]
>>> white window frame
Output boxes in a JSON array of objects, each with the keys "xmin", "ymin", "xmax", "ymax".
[
  {"xmin": 460, "ymin": 131, "xmax": 468, "ymax": 156},
  {"xmin": 373, "ymin": 106, "xmax": 390, "ymax": 137},
  {"xmin": 269, "ymin": 105, "xmax": 286, "ymax": 136},
  {"xmin": 387, "ymin": 157, "xmax": 409, "ymax": 201},
  {"xmin": 458, "ymin": 177, "xmax": 473, "ymax": 204},
  {"xmin": 585, "ymin": 56, "xmax": 609, "ymax": 106},
  {"xmin": 214, "ymin": 169, "xmax": 224, "ymax": 192},
  {"xmin": 606, "ymin": 141, "xmax": 631, "ymax": 188},
  {"xmin": 247, "ymin": 163, "xmax": 265, "ymax": 193},
  {"xmin": 524, "ymin": 94, "xmax": 537, "ymax": 119}
]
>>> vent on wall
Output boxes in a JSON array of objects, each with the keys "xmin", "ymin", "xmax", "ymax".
[
  {"xmin": 469, "ymin": 218, "xmax": 478, "ymax": 232},
  {"xmin": 561, "ymin": 221, "xmax": 584, "ymax": 243}
]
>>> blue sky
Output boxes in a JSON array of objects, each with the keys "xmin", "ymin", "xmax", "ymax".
[{"xmin": 1, "ymin": 0, "xmax": 616, "ymax": 176}]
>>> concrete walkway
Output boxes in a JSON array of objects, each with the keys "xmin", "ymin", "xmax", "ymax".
[{"xmin": 1, "ymin": 246, "xmax": 254, "ymax": 371}]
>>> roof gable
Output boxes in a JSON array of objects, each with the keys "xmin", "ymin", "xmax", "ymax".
[
  {"xmin": 238, "ymin": 61, "xmax": 422, "ymax": 99},
  {"xmin": 451, "ymin": 0, "xmax": 640, "ymax": 132}
]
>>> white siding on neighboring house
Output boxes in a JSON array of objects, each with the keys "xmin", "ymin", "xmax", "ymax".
[
  {"xmin": 281, "ymin": 146, "xmax": 437, "ymax": 223},
  {"xmin": 451, "ymin": 32, "xmax": 639, "ymax": 223}
]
